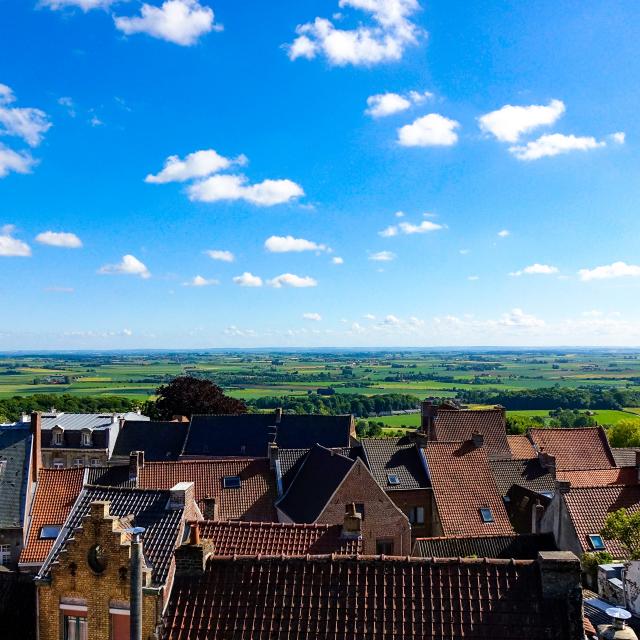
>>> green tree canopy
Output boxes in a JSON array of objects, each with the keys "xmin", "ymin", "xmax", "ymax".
[
  {"xmin": 602, "ymin": 508, "xmax": 640, "ymax": 559},
  {"xmin": 608, "ymin": 420, "xmax": 640, "ymax": 448}
]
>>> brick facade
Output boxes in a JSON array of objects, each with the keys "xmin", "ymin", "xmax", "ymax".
[
  {"xmin": 42, "ymin": 447, "xmax": 109, "ymax": 469},
  {"xmin": 386, "ymin": 488, "xmax": 433, "ymax": 539}
]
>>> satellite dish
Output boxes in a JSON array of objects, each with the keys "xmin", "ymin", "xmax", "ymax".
[{"xmin": 606, "ymin": 607, "xmax": 632, "ymax": 621}]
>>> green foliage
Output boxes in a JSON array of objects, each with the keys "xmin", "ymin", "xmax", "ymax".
[
  {"xmin": 548, "ymin": 409, "xmax": 596, "ymax": 428},
  {"xmin": 602, "ymin": 508, "xmax": 640, "ymax": 559},
  {"xmin": 355, "ymin": 420, "xmax": 383, "ymax": 438},
  {"xmin": 505, "ymin": 414, "xmax": 545, "ymax": 434},
  {"xmin": 608, "ymin": 420, "xmax": 640, "ymax": 447},
  {"xmin": 581, "ymin": 551, "xmax": 615, "ymax": 577}
]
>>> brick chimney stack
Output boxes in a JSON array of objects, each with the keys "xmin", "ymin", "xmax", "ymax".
[
  {"xmin": 420, "ymin": 399, "xmax": 438, "ymax": 439},
  {"xmin": 471, "ymin": 431, "xmax": 484, "ymax": 448},
  {"xmin": 169, "ymin": 481, "xmax": 198, "ymax": 520},
  {"xmin": 30, "ymin": 411, "xmax": 41, "ymax": 484},
  {"xmin": 174, "ymin": 528, "xmax": 213, "ymax": 576},
  {"xmin": 129, "ymin": 450, "xmax": 144, "ymax": 485},
  {"xmin": 539, "ymin": 452, "xmax": 557, "ymax": 475},
  {"xmin": 269, "ymin": 442, "xmax": 279, "ymax": 470},
  {"xmin": 341, "ymin": 503, "xmax": 362, "ymax": 539},
  {"xmin": 202, "ymin": 497, "xmax": 218, "ymax": 521}
]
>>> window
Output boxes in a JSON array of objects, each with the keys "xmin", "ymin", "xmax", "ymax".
[
  {"xmin": 81, "ymin": 431, "xmax": 92, "ymax": 447},
  {"xmin": 479, "ymin": 507, "xmax": 494, "ymax": 523},
  {"xmin": 53, "ymin": 428, "xmax": 63, "ymax": 446},
  {"xmin": 64, "ymin": 615, "xmax": 87, "ymax": 640},
  {"xmin": 588, "ymin": 534, "xmax": 606, "ymax": 551},
  {"xmin": 53, "ymin": 459, "xmax": 65, "ymax": 469},
  {"xmin": 408, "ymin": 506, "xmax": 425, "ymax": 525},
  {"xmin": 90, "ymin": 458, "xmax": 101, "ymax": 467},
  {"xmin": 376, "ymin": 539, "xmax": 394, "ymax": 555},
  {"xmin": 0, "ymin": 544, "xmax": 10, "ymax": 566},
  {"xmin": 223, "ymin": 476, "xmax": 241, "ymax": 489},
  {"xmin": 73, "ymin": 458, "xmax": 84, "ymax": 468},
  {"xmin": 386, "ymin": 474, "xmax": 400, "ymax": 486},
  {"xmin": 39, "ymin": 525, "xmax": 62, "ymax": 539}
]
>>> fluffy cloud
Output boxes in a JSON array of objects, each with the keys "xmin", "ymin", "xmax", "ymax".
[
  {"xmin": 40, "ymin": 0, "xmax": 114, "ymax": 9},
  {"xmin": 379, "ymin": 219, "xmax": 443, "ymax": 236},
  {"xmin": 188, "ymin": 174, "xmax": 304, "ymax": 206},
  {"xmin": 509, "ymin": 133, "xmax": 605, "ymax": 161},
  {"xmin": 397, "ymin": 114, "xmax": 459, "ymax": 147},
  {"xmin": 98, "ymin": 254, "xmax": 150, "ymax": 279},
  {"xmin": 35, "ymin": 231, "xmax": 83, "ymax": 248},
  {"xmin": 205, "ymin": 249, "xmax": 235, "ymax": 262},
  {"xmin": 478, "ymin": 99, "xmax": 565, "ymax": 143},
  {"xmin": 578, "ymin": 261, "xmax": 640, "ymax": 282},
  {"xmin": 369, "ymin": 250, "xmax": 395, "ymax": 261},
  {"xmin": 611, "ymin": 132, "xmax": 626, "ymax": 144},
  {"xmin": 233, "ymin": 272, "xmax": 263, "ymax": 287},
  {"xmin": 303, "ymin": 312, "xmax": 322, "ymax": 321},
  {"xmin": 264, "ymin": 235, "xmax": 328, "ymax": 253},
  {"xmin": 288, "ymin": 0, "xmax": 423, "ymax": 66},
  {"xmin": 268, "ymin": 273, "xmax": 318, "ymax": 288},
  {"xmin": 183, "ymin": 275, "xmax": 219, "ymax": 286},
  {"xmin": 0, "ymin": 228, "xmax": 31, "ymax": 257},
  {"xmin": 145, "ymin": 150, "xmax": 246, "ymax": 183},
  {"xmin": 365, "ymin": 89, "xmax": 432, "ymax": 117},
  {"xmin": 0, "ymin": 83, "xmax": 51, "ymax": 147},
  {"xmin": 332, "ymin": 256, "xmax": 344, "ymax": 265},
  {"xmin": 509, "ymin": 263, "xmax": 559, "ymax": 277},
  {"xmin": 499, "ymin": 308, "xmax": 545, "ymax": 328},
  {"xmin": 114, "ymin": 0, "xmax": 216, "ymax": 46},
  {"xmin": 498, "ymin": 229, "xmax": 510, "ymax": 237},
  {"xmin": 0, "ymin": 145, "xmax": 34, "ymax": 178}
]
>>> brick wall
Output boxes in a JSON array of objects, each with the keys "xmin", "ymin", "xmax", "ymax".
[{"xmin": 386, "ymin": 488, "xmax": 433, "ymax": 538}]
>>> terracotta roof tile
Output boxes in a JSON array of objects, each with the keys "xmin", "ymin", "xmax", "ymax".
[
  {"xmin": 507, "ymin": 435, "xmax": 537, "ymax": 459},
  {"xmin": 413, "ymin": 533, "xmax": 557, "ymax": 559},
  {"xmin": 197, "ymin": 520, "xmax": 361, "ymax": 555},
  {"xmin": 423, "ymin": 441, "xmax": 514, "ymax": 537},
  {"xmin": 557, "ymin": 467, "xmax": 637, "ymax": 487},
  {"xmin": 528, "ymin": 427, "xmax": 615, "ymax": 470},
  {"xmin": 19, "ymin": 468, "xmax": 85, "ymax": 565}
]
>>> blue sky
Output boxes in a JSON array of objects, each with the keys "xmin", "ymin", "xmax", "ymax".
[{"xmin": 0, "ymin": 0, "xmax": 639, "ymax": 348}]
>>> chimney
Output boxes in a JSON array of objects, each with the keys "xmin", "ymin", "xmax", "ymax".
[
  {"xmin": 555, "ymin": 479, "xmax": 571, "ymax": 495},
  {"xmin": 202, "ymin": 497, "xmax": 218, "ymax": 521},
  {"xmin": 537, "ymin": 550, "xmax": 582, "ymax": 599},
  {"xmin": 129, "ymin": 451, "xmax": 144, "ymax": 485},
  {"xmin": 30, "ymin": 412, "xmax": 41, "ymax": 484},
  {"xmin": 471, "ymin": 431, "xmax": 484, "ymax": 448},
  {"xmin": 111, "ymin": 413, "xmax": 119, "ymax": 424},
  {"xmin": 532, "ymin": 500, "xmax": 545, "ymax": 534},
  {"xmin": 341, "ymin": 503, "xmax": 362, "ymax": 539},
  {"xmin": 268, "ymin": 442, "xmax": 279, "ymax": 470},
  {"xmin": 420, "ymin": 399, "xmax": 438, "ymax": 439},
  {"xmin": 538, "ymin": 452, "xmax": 557, "ymax": 475},
  {"xmin": 174, "ymin": 529, "xmax": 213, "ymax": 576},
  {"xmin": 118, "ymin": 418, "xmax": 125, "ymax": 431},
  {"xmin": 189, "ymin": 522, "xmax": 200, "ymax": 545},
  {"xmin": 597, "ymin": 608, "xmax": 638, "ymax": 640},
  {"xmin": 169, "ymin": 482, "xmax": 197, "ymax": 520},
  {"xmin": 275, "ymin": 408, "xmax": 283, "ymax": 424}
]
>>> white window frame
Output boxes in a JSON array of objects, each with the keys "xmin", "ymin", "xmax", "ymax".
[
  {"xmin": 53, "ymin": 459, "xmax": 65, "ymax": 469},
  {"xmin": 73, "ymin": 458, "xmax": 84, "ymax": 468},
  {"xmin": 90, "ymin": 458, "xmax": 101, "ymax": 467},
  {"xmin": 0, "ymin": 544, "xmax": 10, "ymax": 565},
  {"xmin": 53, "ymin": 429, "xmax": 64, "ymax": 446},
  {"xmin": 81, "ymin": 431, "xmax": 92, "ymax": 447}
]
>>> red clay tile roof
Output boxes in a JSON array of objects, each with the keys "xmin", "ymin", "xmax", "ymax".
[
  {"xmin": 507, "ymin": 435, "xmax": 537, "ymax": 459},
  {"xmin": 19, "ymin": 468, "xmax": 85, "ymax": 565},
  {"xmin": 197, "ymin": 520, "xmax": 361, "ymax": 555},
  {"xmin": 138, "ymin": 459, "xmax": 277, "ymax": 521},
  {"xmin": 163, "ymin": 555, "xmax": 579, "ymax": 640},
  {"xmin": 423, "ymin": 441, "xmax": 514, "ymax": 537},
  {"xmin": 432, "ymin": 408, "xmax": 511, "ymax": 460},
  {"xmin": 528, "ymin": 427, "xmax": 615, "ymax": 471},
  {"xmin": 563, "ymin": 485, "xmax": 640, "ymax": 557},
  {"xmin": 557, "ymin": 467, "xmax": 637, "ymax": 487}
]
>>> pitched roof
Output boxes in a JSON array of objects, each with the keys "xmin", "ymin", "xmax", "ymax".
[
  {"xmin": 528, "ymin": 427, "xmax": 616, "ymax": 470},
  {"xmin": 38, "ymin": 486, "xmax": 184, "ymax": 585},
  {"xmin": 19, "ymin": 468, "xmax": 85, "ymax": 565},
  {"xmin": 276, "ymin": 414, "xmax": 353, "ymax": 449},
  {"xmin": 0, "ymin": 426, "xmax": 31, "ymax": 529},
  {"xmin": 138, "ymin": 459, "xmax": 277, "ymax": 521},
  {"xmin": 563, "ymin": 485, "xmax": 640, "ymax": 557},
  {"xmin": 276, "ymin": 445, "xmax": 354, "ymax": 523},
  {"xmin": 423, "ymin": 441, "xmax": 514, "ymax": 537},
  {"xmin": 413, "ymin": 533, "xmax": 558, "ymax": 559},
  {"xmin": 507, "ymin": 434, "xmax": 537, "ymax": 459},
  {"xmin": 278, "ymin": 446, "xmax": 357, "ymax": 493},
  {"xmin": 196, "ymin": 520, "xmax": 361, "ymax": 555},
  {"xmin": 163, "ymin": 555, "xmax": 580, "ymax": 640},
  {"xmin": 557, "ymin": 467, "xmax": 637, "ymax": 487},
  {"xmin": 39, "ymin": 412, "xmax": 147, "ymax": 431},
  {"xmin": 432, "ymin": 408, "xmax": 512, "ymax": 460},
  {"xmin": 361, "ymin": 436, "xmax": 429, "ymax": 491},
  {"xmin": 490, "ymin": 459, "xmax": 555, "ymax": 496},
  {"xmin": 612, "ymin": 447, "xmax": 640, "ymax": 467},
  {"xmin": 85, "ymin": 464, "xmax": 134, "ymax": 487},
  {"xmin": 112, "ymin": 420, "xmax": 187, "ymax": 460}
]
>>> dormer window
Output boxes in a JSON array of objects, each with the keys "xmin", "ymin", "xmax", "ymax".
[
  {"xmin": 81, "ymin": 430, "xmax": 92, "ymax": 447},
  {"xmin": 52, "ymin": 426, "xmax": 64, "ymax": 446},
  {"xmin": 387, "ymin": 474, "xmax": 400, "ymax": 486},
  {"xmin": 588, "ymin": 534, "xmax": 606, "ymax": 551},
  {"xmin": 479, "ymin": 507, "xmax": 494, "ymax": 523}
]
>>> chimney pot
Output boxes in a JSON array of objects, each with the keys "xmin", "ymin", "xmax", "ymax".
[
  {"xmin": 129, "ymin": 451, "xmax": 144, "ymax": 485},
  {"xmin": 189, "ymin": 522, "xmax": 200, "ymax": 546},
  {"xmin": 342, "ymin": 502, "xmax": 362, "ymax": 539}
]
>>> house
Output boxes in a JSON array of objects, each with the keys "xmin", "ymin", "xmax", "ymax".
[
  {"xmin": 110, "ymin": 419, "xmax": 187, "ymax": 463},
  {"xmin": 163, "ymin": 549, "xmax": 585, "ymax": 640},
  {"xmin": 275, "ymin": 444, "xmax": 411, "ymax": 555},
  {"xmin": 35, "ymin": 484, "xmax": 195, "ymax": 640}
]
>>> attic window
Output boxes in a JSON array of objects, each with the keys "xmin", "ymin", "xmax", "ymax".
[
  {"xmin": 387, "ymin": 474, "xmax": 400, "ymax": 486},
  {"xmin": 223, "ymin": 476, "xmax": 241, "ymax": 489},
  {"xmin": 39, "ymin": 525, "xmax": 62, "ymax": 540},
  {"xmin": 479, "ymin": 508, "xmax": 494, "ymax": 523},
  {"xmin": 588, "ymin": 534, "xmax": 606, "ymax": 551}
]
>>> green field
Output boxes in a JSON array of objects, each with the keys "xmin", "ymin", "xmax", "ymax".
[{"xmin": 508, "ymin": 409, "xmax": 640, "ymax": 426}]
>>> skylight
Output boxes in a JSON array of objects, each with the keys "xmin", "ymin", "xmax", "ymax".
[
  {"xmin": 588, "ymin": 534, "xmax": 606, "ymax": 551},
  {"xmin": 387, "ymin": 473, "xmax": 400, "ymax": 486},
  {"xmin": 223, "ymin": 476, "xmax": 241, "ymax": 489},
  {"xmin": 39, "ymin": 525, "xmax": 62, "ymax": 539},
  {"xmin": 479, "ymin": 508, "xmax": 494, "ymax": 523}
]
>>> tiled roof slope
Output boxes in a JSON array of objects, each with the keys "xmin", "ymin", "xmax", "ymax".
[
  {"xmin": 276, "ymin": 445, "xmax": 354, "ymax": 523},
  {"xmin": 490, "ymin": 459, "xmax": 555, "ymax": 496},
  {"xmin": 40, "ymin": 412, "xmax": 146, "ymax": 431},
  {"xmin": 423, "ymin": 441, "xmax": 514, "ymax": 537},
  {"xmin": 361, "ymin": 436, "xmax": 429, "ymax": 490},
  {"xmin": 138, "ymin": 459, "xmax": 277, "ymax": 521},
  {"xmin": 112, "ymin": 420, "xmax": 187, "ymax": 460},
  {"xmin": 197, "ymin": 520, "xmax": 361, "ymax": 555},
  {"xmin": 163, "ymin": 555, "xmax": 579, "ymax": 640},
  {"xmin": 612, "ymin": 447, "xmax": 640, "ymax": 467},
  {"xmin": 278, "ymin": 447, "xmax": 355, "ymax": 493},
  {"xmin": 85, "ymin": 464, "xmax": 134, "ymax": 487},
  {"xmin": 432, "ymin": 408, "xmax": 511, "ymax": 460},
  {"xmin": 507, "ymin": 435, "xmax": 537, "ymax": 459},
  {"xmin": 528, "ymin": 427, "xmax": 616, "ymax": 470},
  {"xmin": 20, "ymin": 468, "xmax": 84, "ymax": 565},
  {"xmin": 0, "ymin": 426, "xmax": 31, "ymax": 528},
  {"xmin": 39, "ymin": 486, "xmax": 184, "ymax": 585},
  {"xmin": 277, "ymin": 414, "xmax": 353, "ymax": 449},
  {"xmin": 557, "ymin": 467, "xmax": 637, "ymax": 487},
  {"xmin": 564, "ymin": 485, "xmax": 640, "ymax": 557},
  {"xmin": 413, "ymin": 533, "xmax": 557, "ymax": 559}
]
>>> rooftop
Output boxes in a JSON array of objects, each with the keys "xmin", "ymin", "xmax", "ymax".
[
  {"xmin": 557, "ymin": 467, "xmax": 638, "ymax": 487},
  {"xmin": 490, "ymin": 458, "xmax": 555, "ymax": 496},
  {"xmin": 413, "ymin": 533, "xmax": 558, "ymax": 559},
  {"xmin": 112, "ymin": 420, "xmax": 187, "ymax": 461},
  {"xmin": 39, "ymin": 412, "xmax": 147, "ymax": 431},
  {"xmin": 277, "ymin": 446, "xmax": 357, "ymax": 493},
  {"xmin": 0, "ymin": 425, "xmax": 31, "ymax": 529},
  {"xmin": 507, "ymin": 434, "xmax": 537, "ymax": 459},
  {"xmin": 612, "ymin": 447, "xmax": 640, "ymax": 467}
]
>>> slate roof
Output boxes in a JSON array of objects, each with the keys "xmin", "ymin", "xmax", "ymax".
[
  {"xmin": 163, "ymin": 555, "xmax": 579, "ymax": 640},
  {"xmin": 112, "ymin": 420, "xmax": 187, "ymax": 461},
  {"xmin": 38, "ymin": 486, "xmax": 184, "ymax": 586},
  {"xmin": 85, "ymin": 464, "xmax": 134, "ymax": 487},
  {"xmin": 40, "ymin": 412, "xmax": 146, "ymax": 431},
  {"xmin": 278, "ymin": 447, "xmax": 356, "ymax": 493},
  {"xmin": 360, "ymin": 436, "xmax": 429, "ymax": 491},
  {"xmin": 557, "ymin": 467, "xmax": 637, "ymax": 487},
  {"xmin": 423, "ymin": 441, "xmax": 514, "ymax": 537},
  {"xmin": 413, "ymin": 533, "xmax": 558, "ymax": 559},
  {"xmin": 196, "ymin": 520, "xmax": 361, "ymax": 555},
  {"xmin": 19, "ymin": 468, "xmax": 85, "ymax": 565},
  {"xmin": 431, "ymin": 408, "xmax": 512, "ymax": 460},
  {"xmin": 612, "ymin": 447, "xmax": 640, "ymax": 467},
  {"xmin": 490, "ymin": 459, "xmax": 555, "ymax": 496},
  {"xmin": 507, "ymin": 435, "xmax": 537, "ymax": 459},
  {"xmin": 276, "ymin": 445, "xmax": 354, "ymax": 523},
  {"xmin": 138, "ymin": 459, "xmax": 277, "ymax": 521},
  {"xmin": 277, "ymin": 415, "xmax": 353, "ymax": 449},
  {"xmin": 0, "ymin": 426, "xmax": 31, "ymax": 529},
  {"xmin": 528, "ymin": 427, "xmax": 616, "ymax": 470}
]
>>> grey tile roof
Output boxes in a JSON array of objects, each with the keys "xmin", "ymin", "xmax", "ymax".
[
  {"xmin": 40, "ymin": 412, "xmax": 147, "ymax": 431},
  {"xmin": 278, "ymin": 447, "xmax": 358, "ymax": 493},
  {"xmin": 612, "ymin": 447, "xmax": 639, "ymax": 467},
  {"xmin": 361, "ymin": 437, "xmax": 429, "ymax": 491},
  {"xmin": 0, "ymin": 426, "xmax": 31, "ymax": 529},
  {"xmin": 490, "ymin": 459, "xmax": 555, "ymax": 497},
  {"xmin": 112, "ymin": 420, "xmax": 187, "ymax": 460},
  {"xmin": 413, "ymin": 533, "xmax": 557, "ymax": 559},
  {"xmin": 85, "ymin": 464, "xmax": 134, "ymax": 487}
]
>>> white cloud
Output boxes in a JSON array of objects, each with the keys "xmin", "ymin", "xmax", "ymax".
[
  {"xmin": 499, "ymin": 308, "xmax": 545, "ymax": 328},
  {"xmin": 510, "ymin": 133, "xmax": 605, "ymax": 161},
  {"xmin": 509, "ymin": 263, "xmax": 559, "ymax": 277},
  {"xmin": 468, "ymin": 275, "xmax": 479, "ymax": 281},
  {"xmin": 0, "ymin": 85, "xmax": 15, "ymax": 104},
  {"xmin": 41, "ymin": 0, "xmax": 114, "ymax": 9},
  {"xmin": 114, "ymin": 0, "xmax": 216, "ymax": 46},
  {"xmin": 611, "ymin": 131, "xmax": 626, "ymax": 144},
  {"xmin": 497, "ymin": 229, "xmax": 510, "ymax": 237},
  {"xmin": 89, "ymin": 115, "xmax": 104, "ymax": 127},
  {"xmin": 303, "ymin": 312, "xmax": 322, "ymax": 321},
  {"xmin": 98, "ymin": 254, "xmax": 150, "ymax": 279},
  {"xmin": 459, "ymin": 248, "xmax": 470, "ymax": 255},
  {"xmin": 0, "ymin": 229, "xmax": 31, "ymax": 257},
  {"xmin": 58, "ymin": 96, "xmax": 76, "ymax": 117},
  {"xmin": 0, "ymin": 86, "xmax": 51, "ymax": 147},
  {"xmin": 145, "ymin": 149, "xmax": 246, "ymax": 183},
  {"xmin": 379, "ymin": 225, "xmax": 398, "ymax": 237},
  {"xmin": 365, "ymin": 89, "xmax": 431, "ymax": 117},
  {"xmin": 205, "ymin": 249, "xmax": 235, "ymax": 262},
  {"xmin": 45, "ymin": 286, "xmax": 75, "ymax": 293},
  {"xmin": 379, "ymin": 219, "xmax": 443, "ymax": 236},
  {"xmin": 332, "ymin": 256, "xmax": 344, "ymax": 265},
  {"xmin": 35, "ymin": 231, "xmax": 83, "ymax": 248},
  {"xmin": 397, "ymin": 114, "xmax": 459, "ymax": 147},
  {"xmin": 478, "ymin": 99, "xmax": 565, "ymax": 143},
  {"xmin": 233, "ymin": 272, "xmax": 263, "ymax": 287},
  {"xmin": 268, "ymin": 273, "xmax": 318, "ymax": 288},
  {"xmin": 578, "ymin": 261, "xmax": 640, "ymax": 282},
  {"xmin": 188, "ymin": 174, "xmax": 304, "ymax": 206},
  {"xmin": 395, "ymin": 210, "xmax": 405, "ymax": 218},
  {"xmin": 384, "ymin": 314, "xmax": 401, "ymax": 325},
  {"xmin": 0, "ymin": 145, "xmax": 35, "ymax": 178},
  {"xmin": 287, "ymin": 0, "xmax": 423, "ymax": 66},
  {"xmin": 369, "ymin": 250, "xmax": 395, "ymax": 261},
  {"xmin": 363, "ymin": 313, "xmax": 376, "ymax": 320},
  {"xmin": 265, "ymin": 235, "xmax": 328, "ymax": 253},
  {"xmin": 183, "ymin": 275, "xmax": 219, "ymax": 286}
]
